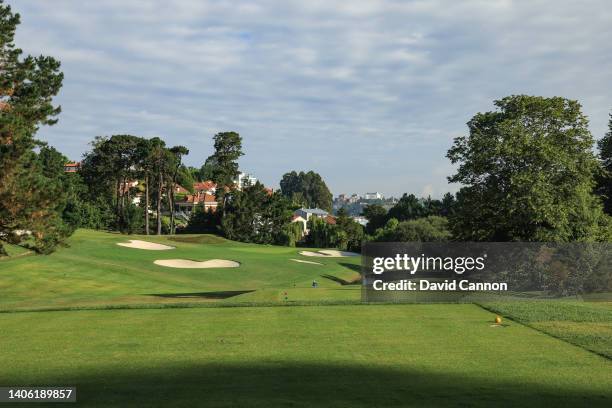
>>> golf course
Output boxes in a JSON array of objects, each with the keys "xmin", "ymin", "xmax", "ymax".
[{"xmin": 1, "ymin": 230, "xmax": 611, "ymax": 407}]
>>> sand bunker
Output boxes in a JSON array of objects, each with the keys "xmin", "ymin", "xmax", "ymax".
[
  {"xmin": 299, "ymin": 250, "xmax": 359, "ymax": 257},
  {"xmin": 117, "ymin": 240, "xmax": 174, "ymax": 250},
  {"xmin": 154, "ymin": 259, "xmax": 240, "ymax": 269},
  {"xmin": 290, "ymin": 258, "xmax": 323, "ymax": 265}
]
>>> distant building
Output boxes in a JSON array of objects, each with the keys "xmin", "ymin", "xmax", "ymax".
[
  {"xmin": 291, "ymin": 208, "xmax": 334, "ymax": 236},
  {"xmin": 64, "ymin": 162, "xmax": 80, "ymax": 173},
  {"xmin": 364, "ymin": 192, "xmax": 384, "ymax": 200},
  {"xmin": 193, "ymin": 181, "xmax": 217, "ymax": 195},
  {"xmin": 176, "ymin": 192, "xmax": 218, "ymax": 214},
  {"xmin": 351, "ymin": 216, "xmax": 368, "ymax": 226},
  {"xmin": 234, "ymin": 172, "xmax": 257, "ymax": 190},
  {"xmin": 294, "ymin": 208, "xmax": 329, "ymax": 221}
]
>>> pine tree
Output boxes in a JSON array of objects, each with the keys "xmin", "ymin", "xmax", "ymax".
[{"xmin": 0, "ymin": 1, "xmax": 65, "ymax": 254}]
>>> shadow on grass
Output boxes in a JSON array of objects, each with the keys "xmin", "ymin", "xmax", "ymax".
[
  {"xmin": 18, "ymin": 362, "xmax": 611, "ymax": 407},
  {"xmin": 339, "ymin": 262, "xmax": 361, "ymax": 273},
  {"xmin": 147, "ymin": 290, "xmax": 254, "ymax": 299},
  {"xmin": 321, "ymin": 274, "xmax": 361, "ymax": 286}
]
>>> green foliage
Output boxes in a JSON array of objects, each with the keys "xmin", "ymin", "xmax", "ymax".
[
  {"xmin": 447, "ymin": 95, "xmax": 605, "ymax": 242},
  {"xmin": 279, "ymin": 170, "xmax": 333, "ymax": 212},
  {"xmin": 278, "ymin": 221, "xmax": 304, "ymax": 247},
  {"xmin": 362, "ymin": 204, "xmax": 387, "ymax": 235},
  {"xmin": 221, "ymin": 183, "xmax": 294, "ymax": 245},
  {"xmin": 185, "ymin": 205, "xmax": 220, "ymax": 234},
  {"xmin": 210, "ymin": 131, "xmax": 243, "ymax": 188},
  {"xmin": 372, "ymin": 216, "xmax": 451, "ymax": 242},
  {"xmin": 306, "ymin": 212, "xmax": 364, "ymax": 252},
  {"xmin": 198, "ymin": 155, "xmax": 218, "ymax": 182},
  {"xmin": 0, "ymin": 2, "xmax": 66, "ymax": 253},
  {"xmin": 597, "ymin": 113, "xmax": 612, "ymax": 215}
]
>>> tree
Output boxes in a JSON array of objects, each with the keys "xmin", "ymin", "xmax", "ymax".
[
  {"xmin": 306, "ymin": 209, "xmax": 364, "ymax": 251},
  {"xmin": 148, "ymin": 137, "xmax": 172, "ymax": 235},
  {"xmin": 80, "ymin": 135, "xmax": 143, "ymax": 233},
  {"xmin": 221, "ymin": 182, "xmax": 293, "ymax": 244},
  {"xmin": 210, "ymin": 131, "xmax": 243, "ymax": 188},
  {"xmin": 387, "ymin": 193, "xmax": 427, "ymax": 221},
  {"xmin": 362, "ymin": 204, "xmax": 387, "ymax": 235},
  {"xmin": 0, "ymin": 2, "xmax": 66, "ymax": 254},
  {"xmin": 198, "ymin": 155, "xmax": 218, "ymax": 182},
  {"xmin": 373, "ymin": 216, "xmax": 451, "ymax": 242},
  {"xmin": 279, "ymin": 170, "xmax": 333, "ymax": 211},
  {"xmin": 167, "ymin": 145, "xmax": 189, "ymax": 235},
  {"xmin": 597, "ymin": 112, "xmax": 612, "ymax": 215},
  {"xmin": 447, "ymin": 95, "xmax": 605, "ymax": 242}
]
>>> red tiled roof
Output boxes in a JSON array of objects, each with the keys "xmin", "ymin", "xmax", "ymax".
[
  {"xmin": 193, "ymin": 181, "xmax": 216, "ymax": 191},
  {"xmin": 324, "ymin": 215, "xmax": 337, "ymax": 225},
  {"xmin": 184, "ymin": 192, "xmax": 218, "ymax": 205}
]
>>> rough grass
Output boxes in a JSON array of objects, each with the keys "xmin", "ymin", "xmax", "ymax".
[
  {"xmin": 480, "ymin": 300, "xmax": 612, "ymax": 358},
  {"xmin": 1, "ymin": 304, "xmax": 610, "ymax": 407}
]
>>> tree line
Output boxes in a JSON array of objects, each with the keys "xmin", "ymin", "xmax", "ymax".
[{"xmin": 1, "ymin": 1, "xmax": 611, "ymax": 256}]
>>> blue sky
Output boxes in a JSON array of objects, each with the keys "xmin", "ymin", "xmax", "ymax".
[{"xmin": 14, "ymin": 0, "xmax": 612, "ymax": 197}]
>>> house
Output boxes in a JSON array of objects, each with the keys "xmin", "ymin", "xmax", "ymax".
[
  {"xmin": 119, "ymin": 180, "xmax": 139, "ymax": 195},
  {"xmin": 294, "ymin": 208, "xmax": 329, "ymax": 221},
  {"xmin": 291, "ymin": 215, "xmax": 308, "ymax": 232},
  {"xmin": 193, "ymin": 181, "xmax": 217, "ymax": 195},
  {"xmin": 174, "ymin": 185, "xmax": 189, "ymax": 194},
  {"xmin": 64, "ymin": 162, "xmax": 80, "ymax": 173},
  {"xmin": 291, "ymin": 208, "xmax": 334, "ymax": 236},
  {"xmin": 175, "ymin": 192, "xmax": 218, "ymax": 214}
]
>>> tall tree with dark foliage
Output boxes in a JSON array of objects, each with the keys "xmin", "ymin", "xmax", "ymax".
[{"xmin": 0, "ymin": 1, "xmax": 66, "ymax": 254}]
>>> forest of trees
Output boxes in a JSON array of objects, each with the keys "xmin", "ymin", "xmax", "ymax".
[{"xmin": 1, "ymin": 1, "xmax": 612, "ymax": 256}]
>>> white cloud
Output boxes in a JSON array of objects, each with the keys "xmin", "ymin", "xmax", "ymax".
[{"xmin": 11, "ymin": 0, "xmax": 612, "ymax": 197}]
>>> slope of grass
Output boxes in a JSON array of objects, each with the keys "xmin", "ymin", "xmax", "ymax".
[
  {"xmin": 0, "ymin": 304, "xmax": 610, "ymax": 407},
  {"xmin": 0, "ymin": 229, "xmax": 361, "ymax": 311},
  {"xmin": 0, "ymin": 242, "xmax": 32, "ymax": 258},
  {"xmin": 481, "ymin": 300, "xmax": 612, "ymax": 358}
]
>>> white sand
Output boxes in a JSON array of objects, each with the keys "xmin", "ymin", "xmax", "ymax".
[
  {"xmin": 117, "ymin": 240, "xmax": 174, "ymax": 250},
  {"xmin": 154, "ymin": 259, "xmax": 240, "ymax": 268},
  {"xmin": 299, "ymin": 250, "xmax": 359, "ymax": 258},
  {"xmin": 290, "ymin": 258, "xmax": 323, "ymax": 265}
]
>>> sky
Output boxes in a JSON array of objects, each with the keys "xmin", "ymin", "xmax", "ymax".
[{"xmin": 13, "ymin": 0, "xmax": 612, "ymax": 198}]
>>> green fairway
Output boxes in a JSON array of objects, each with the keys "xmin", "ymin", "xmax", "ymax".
[
  {"xmin": 0, "ymin": 304, "xmax": 610, "ymax": 407},
  {"xmin": 0, "ymin": 230, "xmax": 360, "ymax": 311},
  {"xmin": 1, "ymin": 229, "xmax": 611, "ymax": 407}
]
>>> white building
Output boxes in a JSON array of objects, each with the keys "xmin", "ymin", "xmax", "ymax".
[
  {"xmin": 234, "ymin": 172, "xmax": 258, "ymax": 190},
  {"xmin": 364, "ymin": 192, "xmax": 384, "ymax": 200}
]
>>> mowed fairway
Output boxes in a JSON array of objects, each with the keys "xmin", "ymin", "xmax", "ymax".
[
  {"xmin": 0, "ymin": 230, "xmax": 360, "ymax": 311},
  {"xmin": 1, "ymin": 230, "xmax": 611, "ymax": 407},
  {"xmin": 0, "ymin": 304, "xmax": 610, "ymax": 407}
]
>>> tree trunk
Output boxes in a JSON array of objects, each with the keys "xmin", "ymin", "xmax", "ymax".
[
  {"xmin": 157, "ymin": 170, "xmax": 162, "ymax": 235},
  {"xmin": 144, "ymin": 174, "xmax": 149, "ymax": 235},
  {"xmin": 169, "ymin": 183, "xmax": 175, "ymax": 235}
]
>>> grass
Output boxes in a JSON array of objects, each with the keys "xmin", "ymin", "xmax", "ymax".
[
  {"xmin": 1, "ymin": 229, "xmax": 611, "ymax": 407},
  {"xmin": 0, "ymin": 242, "xmax": 33, "ymax": 259},
  {"xmin": 0, "ymin": 304, "xmax": 610, "ymax": 407},
  {"xmin": 481, "ymin": 301, "xmax": 612, "ymax": 358},
  {"xmin": 0, "ymin": 229, "xmax": 361, "ymax": 311}
]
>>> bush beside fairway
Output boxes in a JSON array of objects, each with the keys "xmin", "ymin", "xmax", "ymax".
[{"xmin": 0, "ymin": 304, "xmax": 611, "ymax": 407}]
